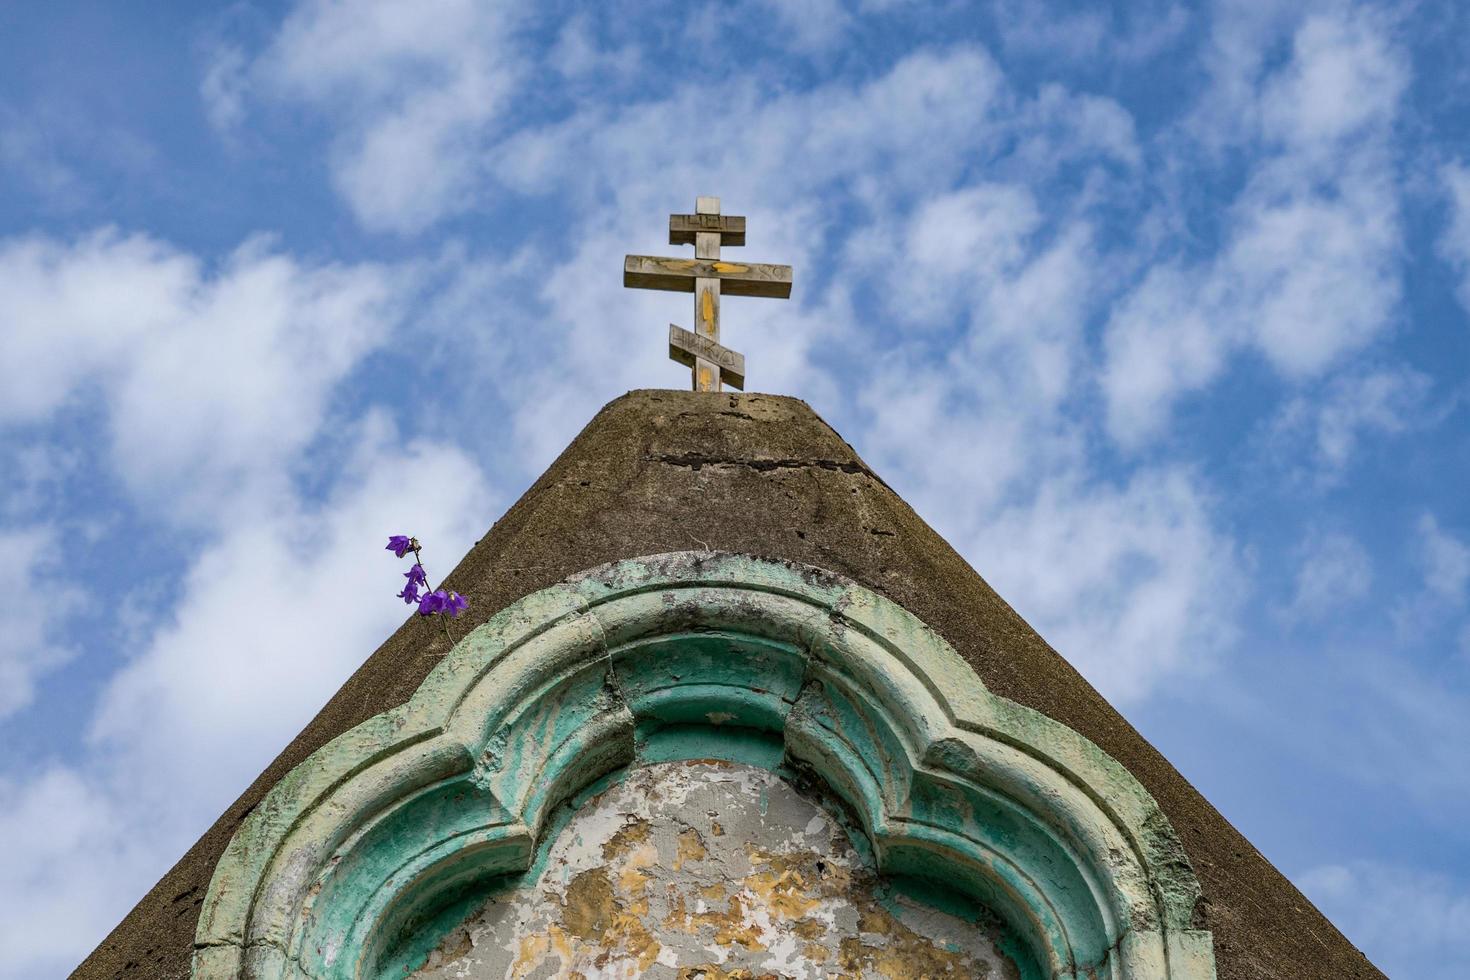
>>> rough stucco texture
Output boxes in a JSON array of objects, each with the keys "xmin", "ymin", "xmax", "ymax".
[
  {"xmin": 408, "ymin": 761, "xmax": 1030, "ymax": 980},
  {"xmin": 74, "ymin": 389, "xmax": 1384, "ymax": 980}
]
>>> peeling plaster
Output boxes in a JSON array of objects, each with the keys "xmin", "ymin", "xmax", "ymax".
[{"xmin": 408, "ymin": 761, "xmax": 1029, "ymax": 980}]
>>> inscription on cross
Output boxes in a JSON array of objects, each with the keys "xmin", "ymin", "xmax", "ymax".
[{"xmin": 624, "ymin": 196, "xmax": 792, "ymax": 392}]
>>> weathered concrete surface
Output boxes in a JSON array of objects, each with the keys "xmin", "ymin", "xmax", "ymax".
[
  {"xmin": 73, "ymin": 389, "xmax": 1383, "ymax": 980},
  {"xmin": 407, "ymin": 761, "xmax": 1031, "ymax": 980}
]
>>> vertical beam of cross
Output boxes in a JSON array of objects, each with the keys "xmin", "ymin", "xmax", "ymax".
[
  {"xmin": 691, "ymin": 196, "xmax": 722, "ymax": 392},
  {"xmin": 624, "ymin": 197, "xmax": 792, "ymax": 392}
]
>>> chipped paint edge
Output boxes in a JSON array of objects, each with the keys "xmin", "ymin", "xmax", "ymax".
[{"xmin": 192, "ymin": 551, "xmax": 1215, "ymax": 980}]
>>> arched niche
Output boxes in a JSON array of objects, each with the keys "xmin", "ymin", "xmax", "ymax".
[{"xmin": 193, "ymin": 552, "xmax": 1216, "ymax": 979}]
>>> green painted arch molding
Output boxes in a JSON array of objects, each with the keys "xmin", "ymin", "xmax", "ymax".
[{"xmin": 193, "ymin": 551, "xmax": 1216, "ymax": 980}]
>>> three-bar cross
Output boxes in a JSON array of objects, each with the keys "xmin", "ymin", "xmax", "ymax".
[{"xmin": 624, "ymin": 196, "xmax": 792, "ymax": 391}]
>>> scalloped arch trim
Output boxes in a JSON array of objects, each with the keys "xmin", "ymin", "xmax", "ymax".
[{"xmin": 193, "ymin": 552, "xmax": 1215, "ymax": 979}]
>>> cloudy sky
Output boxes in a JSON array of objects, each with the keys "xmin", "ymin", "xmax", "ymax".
[{"xmin": 2, "ymin": 0, "xmax": 1468, "ymax": 976}]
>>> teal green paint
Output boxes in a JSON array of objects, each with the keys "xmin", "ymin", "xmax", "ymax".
[
  {"xmin": 192, "ymin": 552, "xmax": 1215, "ymax": 980},
  {"xmin": 634, "ymin": 720, "xmax": 787, "ymax": 769}
]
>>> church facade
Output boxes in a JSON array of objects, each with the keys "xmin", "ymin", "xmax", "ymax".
[{"xmin": 75, "ymin": 390, "xmax": 1383, "ymax": 979}]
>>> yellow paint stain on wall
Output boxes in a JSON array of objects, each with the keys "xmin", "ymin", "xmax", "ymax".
[
  {"xmin": 701, "ymin": 893, "xmax": 768, "ymax": 953},
  {"xmin": 560, "ymin": 868, "xmax": 617, "ymax": 939},
  {"xmin": 602, "ymin": 819, "xmax": 652, "ymax": 861},
  {"xmin": 747, "ymin": 866, "xmax": 821, "ymax": 920},
  {"xmin": 616, "ymin": 840, "xmax": 659, "ymax": 898},
  {"xmin": 675, "ymin": 827, "xmax": 707, "ymax": 870},
  {"xmin": 508, "ymin": 932, "xmax": 553, "ymax": 976}
]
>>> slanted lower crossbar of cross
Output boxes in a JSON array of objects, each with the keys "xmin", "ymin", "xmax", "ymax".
[{"xmin": 623, "ymin": 196, "xmax": 792, "ymax": 392}]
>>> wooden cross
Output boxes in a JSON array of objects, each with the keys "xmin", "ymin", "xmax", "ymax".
[{"xmin": 624, "ymin": 196, "xmax": 793, "ymax": 392}]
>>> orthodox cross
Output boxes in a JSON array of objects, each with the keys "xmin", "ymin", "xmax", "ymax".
[{"xmin": 624, "ymin": 196, "xmax": 793, "ymax": 392}]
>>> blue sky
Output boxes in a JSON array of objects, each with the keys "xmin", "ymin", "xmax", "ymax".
[{"xmin": 1, "ymin": 1, "xmax": 1468, "ymax": 975}]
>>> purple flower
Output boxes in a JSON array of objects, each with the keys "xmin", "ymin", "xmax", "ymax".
[
  {"xmin": 389, "ymin": 535, "xmax": 461, "ymax": 622},
  {"xmin": 397, "ymin": 564, "xmax": 428, "ymax": 604},
  {"xmin": 418, "ymin": 589, "xmax": 447, "ymax": 616}
]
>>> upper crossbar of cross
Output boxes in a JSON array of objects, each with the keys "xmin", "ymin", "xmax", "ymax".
[{"xmin": 623, "ymin": 196, "xmax": 792, "ymax": 392}]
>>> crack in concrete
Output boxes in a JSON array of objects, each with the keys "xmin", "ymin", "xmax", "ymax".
[{"xmin": 645, "ymin": 451, "xmax": 879, "ymax": 480}]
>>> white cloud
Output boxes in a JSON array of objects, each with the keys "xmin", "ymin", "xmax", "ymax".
[
  {"xmin": 0, "ymin": 767, "xmax": 159, "ymax": 980},
  {"xmin": 995, "ymin": 1, "xmax": 1109, "ymax": 60},
  {"xmin": 846, "ymin": 269, "xmax": 1242, "ymax": 704},
  {"xmin": 492, "ymin": 46, "xmax": 1009, "ymax": 210},
  {"xmin": 1417, "ymin": 514, "xmax": 1470, "ymax": 604},
  {"xmin": 861, "ymin": 183, "xmax": 1040, "ymax": 326},
  {"xmin": 847, "ymin": 180, "xmax": 1100, "ymax": 421},
  {"xmin": 1284, "ymin": 531, "xmax": 1371, "ymax": 622},
  {"xmin": 548, "ymin": 15, "xmax": 641, "ymax": 80},
  {"xmin": 1228, "ymin": 175, "xmax": 1400, "ymax": 378},
  {"xmin": 1308, "ymin": 368, "xmax": 1431, "ymax": 467},
  {"xmin": 1105, "ymin": 174, "xmax": 1403, "ymax": 445},
  {"xmin": 856, "ymin": 362, "xmax": 1035, "ymax": 518},
  {"xmin": 0, "ymin": 216, "xmax": 492, "ymax": 978},
  {"xmin": 1298, "ymin": 859, "xmax": 1470, "ymax": 977},
  {"xmin": 1023, "ymin": 84, "xmax": 1142, "ymax": 168},
  {"xmin": 91, "ymin": 421, "xmax": 492, "ymax": 805},
  {"xmin": 995, "ymin": 0, "xmax": 1190, "ymax": 64},
  {"xmin": 1267, "ymin": 638, "xmax": 1470, "ymax": 818},
  {"xmin": 200, "ymin": 44, "xmax": 248, "ymax": 133},
  {"xmin": 1439, "ymin": 161, "xmax": 1470, "ymax": 314},
  {"xmin": 0, "ymin": 230, "xmax": 194, "ymax": 423},
  {"xmin": 1270, "ymin": 366, "xmax": 1433, "ymax": 478},
  {"xmin": 1386, "ymin": 516, "xmax": 1470, "ymax": 651},
  {"xmin": 0, "ymin": 426, "xmax": 493, "ymax": 979},
  {"xmin": 0, "ymin": 526, "xmax": 79, "ymax": 720},
  {"xmin": 0, "ymin": 104, "xmax": 86, "ymax": 210},
  {"xmin": 0, "ymin": 442, "xmax": 79, "ymax": 520},
  {"xmin": 1102, "ymin": 265, "xmax": 1229, "ymax": 446},
  {"xmin": 0, "ymin": 230, "xmax": 407, "ymax": 523},
  {"xmin": 976, "ymin": 468, "xmax": 1242, "ymax": 703},
  {"xmin": 1103, "ymin": 7, "xmax": 1405, "ymax": 448},
  {"xmin": 242, "ymin": 0, "xmax": 522, "ymax": 233},
  {"xmin": 843, "ymin": 184, "xmax": 1103, "ymax": 577},
  {"xmin": 231, "ymin": 8, "xmax": 987, "ymax": 235},
  {"xmin": 752, "ymin": 0, "xmax": 853, "ymax": 52},
  {"xmin": 1258, "ymin": 10, "xmax": 1406, "ymax": 154},
  {"xmin": 1188, "ymin": 1, "xmax": 1317, "ymax": 150}
]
